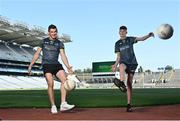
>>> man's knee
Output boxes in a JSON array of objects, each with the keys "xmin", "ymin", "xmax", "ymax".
[
  {"xmin": 127, "ymin": 81, "xmax": 132, "ymax": 88},
  {"xmin": 47, "ymin": 81, "xmax": 54, "ymax": 87},
  {"xmin": 127, "ymin": 74, "xmax": 133, "ymax": 88},
  {"xmin": 56, "ymin": 70, "xmax": 67, "ymax": 83}
]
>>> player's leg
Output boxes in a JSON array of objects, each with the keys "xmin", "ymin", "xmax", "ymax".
[
  {"xmin": 127, "ymin": 73, "xmax": 133, "ymax": 104},
  {"xmin": 45, "ymin": 73, "xmax": 55, "ymax": 105},
  {"xmin": 120, "ymin": 63, "xmax": 126, "ymax": 81},
  {"xmin": 126, "ymin": 72, "xmax": 133, "ymax": 112},
  {"xmin": 56, "ymin": 70, "xmax": 67, "ymax": 103},
  {"xmin": 56, "ymin": 70, "xmax": 75, "ymax": 112},
  {"xmin": 113, "ymin": 63, "xmax": 127, "ymax": 92},
  {"xmin": 126, "ymin": 64, "xmax": 137, "ymax": 112},
  {"xmin": 44, "ymin": 72, "xmax": 57, "ymax": 114}
]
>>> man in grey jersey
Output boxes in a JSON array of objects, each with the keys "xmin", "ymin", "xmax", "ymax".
[
  {"xmin": 28, "ymin": 24, "xmax": 75, "ymax": 114},
  {"xmin": 112, "ymin": 26, "xmax": 154, "ymax": 112}
]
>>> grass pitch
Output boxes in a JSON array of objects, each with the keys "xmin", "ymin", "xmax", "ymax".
[{"xmin": 0, "ymin": 88, "xmax": 180, "ymax": 108}]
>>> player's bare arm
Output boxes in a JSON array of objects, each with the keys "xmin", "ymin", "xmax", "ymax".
[
  {"xmin": 135, "ymin": 32, "xmax": 154, "ymax": 41},
  {"xmin": 60, "ymin": 49, "xmax": 73, "ymax": 74},
  {"xmin": 112, "ymin": 52, "xmax": 120, "ymax": 72},
  {"xmin": 28, "ymin": 47, "xmax": 42, "ymax": 75}
]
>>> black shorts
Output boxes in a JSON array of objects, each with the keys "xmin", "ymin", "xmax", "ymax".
[
  {"xmin": 42, "ymin": 64, "xmax": 64, "ymax": 75},
  {"xmin": 121, "ymin": 63, "xmax": 137, "ymax": 75}
]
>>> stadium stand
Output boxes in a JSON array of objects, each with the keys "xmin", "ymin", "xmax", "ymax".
[
  {"xmin": 89, "ymin": 69, "xmax": 180, "ymax": 89},
  {"xmin": 0, "ymin": 16, "xmax": 71, "ymax": 90}
]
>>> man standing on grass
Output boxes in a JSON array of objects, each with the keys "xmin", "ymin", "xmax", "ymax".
[
  {"xmin": 28, "ymin": 24, "xmax": 75, "ymax": 114},
  {"xmin": 112, "ymin": 25, "xmax": 154, "ymax": 112}
]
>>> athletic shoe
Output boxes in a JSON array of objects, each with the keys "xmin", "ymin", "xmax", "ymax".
[
  {"xmin": 126, "ymin": 104, "xmax": 132, "ymax": 112},
  {"xmin": 60, "ymin": 102, "xmax": 75, "ymax": 112},
  {"xmin": 113, "ymin": 78, "xmax": 127, "ymax": 92},
  {"xmin": 51, "ymin": 105, "xmax": 58, "ymax": 114}
]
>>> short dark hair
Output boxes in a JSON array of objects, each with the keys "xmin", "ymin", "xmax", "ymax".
[
  {"xmin": 48, "ymin": 24, "xmax": 58, "ymax": 32},
  {"xmin": 119, "ymin": 26, "xmax": 127, "ymax": 30}
]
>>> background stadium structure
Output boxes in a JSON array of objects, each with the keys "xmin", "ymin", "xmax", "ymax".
[
  {"xmin": 0, "ymin": 15, "xmax": 179, "ymax": 90},
  {"xmin": 90, "ymin": 62, "xmax": 180, "ymax": 89},
  {"xmin": 0, "ymin": 16, "xmax": 72, "ymax": 90}
]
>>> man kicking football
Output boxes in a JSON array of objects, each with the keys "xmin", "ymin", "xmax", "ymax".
[{"xmin": 112, "ymin": 25, "xmax": 154, "ymax": 112}]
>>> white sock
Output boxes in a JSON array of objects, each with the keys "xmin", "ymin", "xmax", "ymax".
[
  {"xmin": 52, "ymin": 105, "xmax": 56, "ymax": 107},
  {"xmin": 61, "ymin": 101, "xmax": 67, "ymax": 105}
]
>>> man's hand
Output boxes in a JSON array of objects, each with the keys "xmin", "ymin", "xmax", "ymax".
[
  {"xmin": 67, "ymin": 66, "xmax": 74, "ymax": 74},
  {"xmin": 149, "ymin": 32, "xmax": 154, "ymax": 38},
  {"xmin": 111, "ymin": 64, "xmax": 117, "ymax": 72}
]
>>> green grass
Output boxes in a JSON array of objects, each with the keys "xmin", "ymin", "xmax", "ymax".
[{"xmin": 0, "ymin": 88, "xmax": 180, "ymax": 108}]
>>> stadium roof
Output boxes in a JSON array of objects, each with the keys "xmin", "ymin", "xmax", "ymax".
[{"xmin": 0, "ymin": 16, "xmax": 72, "ymax": 47}]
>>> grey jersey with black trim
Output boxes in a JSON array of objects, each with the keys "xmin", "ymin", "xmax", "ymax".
[
  {"xmin": 39, "ymin": 38, "xmax": 64, "ymax": 64},
  {"xmin": 115, "ymin": 37, "xmax": 138, "ymax": 65}
]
